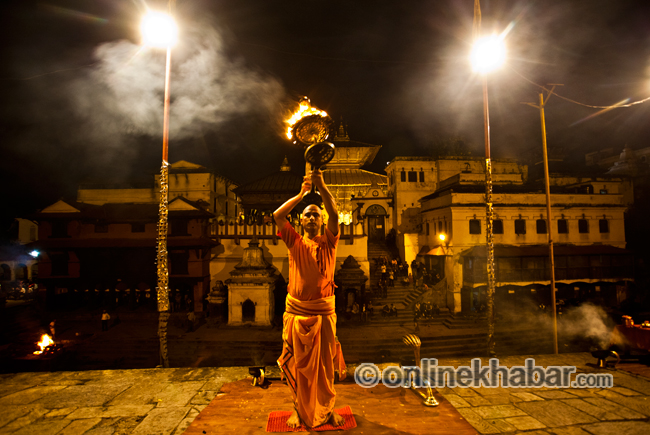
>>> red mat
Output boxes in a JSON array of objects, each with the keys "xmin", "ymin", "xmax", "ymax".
[{"xmin": 266, "ymin": 406, "xmax": 357, "ymax": 432}]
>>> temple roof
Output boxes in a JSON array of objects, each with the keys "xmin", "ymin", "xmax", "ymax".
[{"xmin": 324, "ymin": 169, "xmax": 387, "ymax": 186}]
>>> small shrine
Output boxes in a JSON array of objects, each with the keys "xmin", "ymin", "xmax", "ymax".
[
  {"xmin": 334, "ymin": 255, "xmax": 368, "ymax": 312},
  {"xmin": 206, "ymin": 280, "xmax": 227, "ymax": 323},
  {"xmin": 226, "ymin": 238, "xmax": 279, "ymax": 326}
]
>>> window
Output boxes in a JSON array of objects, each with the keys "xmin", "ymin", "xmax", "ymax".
[
  {"xmin": 558, "ymin": 219, "xmax": 568, "ymax": 234},
  {"xmin": 536, "ymin": 219, "xmax": 547, "ymax": 234},
  {"xmin": 599, "ymin": 219, "xmax": 609, "ymax": 233},
  {"xmin": 51, "ymin": 221, "xmax": 68, "ymax": 238},
  {"xmin": 170, "ymin": 219, "xmax": 189, "ymax": 236},
  {"xmin": 578, "ymin": 219, "xmax": 589, "ymax": 233},
  {"xmin": 94, "ymin": 223, "xmax": 108, "ymax": 233},
  {"xmin": 426, "ymin": 223, "xmax": 429, "ymax": 235},
  {"xmin": 131, "ymin": 223, "xmax": 145, "ymax": 233},
  {"xmin": 469, "ymin": 219, "xmax": 481, "ymax": 234},
  {"xmin": 438, "ymin": 221, "xmax": 442, "ymax": 234},
  {"xmin": 50, "ymin": 252, "xmax": 69, "ymax": 276},
  {"xmin": 493, "ymin": 219, "xmax": 503, "ymax": 234},
  {"xmin": 400, "ymin": 170, "xmax": 406, "ymax": 182},
  {"xmin": 419, "ymin": 171, "xmax": 425, "ymax": 182},
  {"xmin": 515, "ymin": 219, "xmax": 526, "ymax": 235},
  {"xmin": 408, "ymin": 171, "xmax": 417, "ymax": 182}
]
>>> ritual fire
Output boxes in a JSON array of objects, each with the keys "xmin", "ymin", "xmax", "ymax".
[
  {"xmin": 285, "ymin": 96, "xmax": 331, "ymax": 145},
  {"xmin": 33, "ymin": 334, "xmax": 60, "ymax": 355}
]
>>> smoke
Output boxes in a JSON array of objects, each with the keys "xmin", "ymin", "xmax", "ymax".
[
  {"xmin": 559, "ymin": 303, "xmax": 615, "ymax": 350},
  {"xmin": 65, "ymin": 20, "xmax": 286, "ymax": 175}
]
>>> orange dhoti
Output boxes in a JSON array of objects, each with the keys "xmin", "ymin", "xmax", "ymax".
[{"xmin": 278, "ymin": 294, "xmax": 346, "ymax": 428}]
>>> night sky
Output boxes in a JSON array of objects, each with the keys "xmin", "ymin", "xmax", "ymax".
[{"xmin": 2, "ymin": 0, "xmax": 650, "ymax": 234}]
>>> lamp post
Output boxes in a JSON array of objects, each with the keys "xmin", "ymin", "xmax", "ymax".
[
  {"xmin": 524, "ymin": 85, "xmax": 563, "ymax": 355},
  {"xmin": 141, "ymin": 8, "xmax": 178, "ymax": 368},
  {"xmin": 470, "ymin": 34, "xmax": 506, "ymax": 357}
]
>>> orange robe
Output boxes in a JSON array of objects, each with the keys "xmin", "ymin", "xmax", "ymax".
[{"xmin": 277, "ymin": 222, "xmax": 346, "ymax": 427}]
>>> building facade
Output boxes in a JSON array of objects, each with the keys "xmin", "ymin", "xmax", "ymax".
[
  {"xmin": 417, "ymin": 172, "xmax": 631, "ymax": 314},
  {"xmin": 30, "ymin": 161, "xmax": 238, "ymax": 312}
]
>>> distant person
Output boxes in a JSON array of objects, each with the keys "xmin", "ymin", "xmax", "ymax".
[
  {"xmin": 390, "ymin": 303, "xmax": 398, "ymax": 317},
  {"xmin": 187, "ymin": 310, "xmax": 196, "ymax": 332},
  {"xmin": 382, "ymin": 304, "xmax": 390, "ymax": 317},
  {"xmin": 101, "ymin": 310, "xmax": 110, "ymax": 331},
  {"xmin": 388, "ymin": 270, "xmax": 395, "ymax": 287},
  {"xmin": 351, "ymin": 302, "xmax": 360, "ymax": 320},
  {"xmin": 49, "ymin": 319, "xmax": 56, "ymax": 339}
]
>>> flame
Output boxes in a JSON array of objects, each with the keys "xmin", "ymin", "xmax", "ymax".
[
  {"xmin": 285, "ymin": 97, "xmax": 328, "ymax": 140},
  {"xmin": 34, "ymin": 334, "xmax": 54, "ymax": 355}
]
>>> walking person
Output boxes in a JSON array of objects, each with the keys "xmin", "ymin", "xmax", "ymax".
[{"xmin": 101, "ymin": 310, "xmax": 110, "ymax": 331}]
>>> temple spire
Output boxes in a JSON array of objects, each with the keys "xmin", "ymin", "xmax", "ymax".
[
  {"xmin": 280, "ymin": 156, "xmax": 291, "ymax": 172},
  {"xmin": 335, "ymin": 116, "xmax": 350, "ymax": 141}
]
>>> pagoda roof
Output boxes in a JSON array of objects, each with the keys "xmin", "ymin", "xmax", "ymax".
[{"xmin": 324, "ymin": 169, "xmax": 387, "ymax": 186}]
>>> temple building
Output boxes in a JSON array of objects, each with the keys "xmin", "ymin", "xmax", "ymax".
[
  {"xmin": 28, "ymin": 161, "xmax": 238, "ymax": 311},
  {"xmin": 387, "ymin": 155, "xmax": 633, "ymax": 314}
]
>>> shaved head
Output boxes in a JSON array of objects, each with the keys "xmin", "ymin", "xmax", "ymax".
[{"xmin": 303, "ymin": 204, "xmax": 322, "ymax": 216}]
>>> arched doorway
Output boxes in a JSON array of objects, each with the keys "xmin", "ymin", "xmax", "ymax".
[
  {"xmin": 366, "ymin": 204, "xmax": 387, "ymax": 243},
  {"xmin": 15, "ymin": 264, "xmax": 28, "ymax": 280},
  {"xmin": 242, "ymin": 299, "xmax": 255, "ymax": 322},
  {"xmin": 0, "ymin": 264, "xmax": 11, "ymax": 281}
]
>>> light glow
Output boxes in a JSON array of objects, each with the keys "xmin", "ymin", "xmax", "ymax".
[
  {"xmin": 29, "ymin": 250, "xmax": 39, "ymax": 258},
  {"xmin": 338, "ymin": 211, "xmax": 353, "ymax": 226},
  {"xmin": 470, "ymin": 35, "xmax": 506, "ymax": 74},
  {"xmin": 439, "ymin": 234, "xmax": 446, "ymax": 242},
  {"xmin": 141, "ymin": 11, "xmax": 178, "ymax": 48},
  {"xmin": 34, "ymin": 334, "xmax": 54, "ymax": 355},
  {"xmin": 285, "ymin": 97, "xmax": 328, "ymax": 140}
]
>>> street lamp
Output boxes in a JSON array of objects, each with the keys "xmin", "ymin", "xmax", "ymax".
[
  {"xmin": 470, "ymin": 34, "xmax": 506, "ymax": 357},
  {"xmin": 141, "ymin": 8, "xmax": 177, "ymax": 368}
]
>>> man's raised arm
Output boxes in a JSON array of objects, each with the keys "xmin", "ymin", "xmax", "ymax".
[
  {"xmin": 312, "ymin": 169, "xmax": 339, "ymax": 236},
  {"xmin": 273, "ymin": 176, "xmax": 311, "ymax": 229}
]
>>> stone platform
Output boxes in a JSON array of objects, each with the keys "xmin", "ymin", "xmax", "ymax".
[{"xmin": 0, "ymin": 353, "xmax": 649, "ymax": 434}]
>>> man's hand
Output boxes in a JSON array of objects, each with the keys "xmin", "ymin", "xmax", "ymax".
[
  {"xmin": 301, "ymin": 176, "xmax": 312, "ymax": 196},
  {"xmin": 311, "ymin": 168, "xmax": 325, "ymax": 188}
]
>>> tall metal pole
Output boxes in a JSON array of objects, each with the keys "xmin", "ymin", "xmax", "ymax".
[
  {"xmin": 538, "ymin": 91, "xmax": 559, "ymax": 354},
  {"xmin": 483, "ymin": 75, "xmax": 496, "ymax": 357},
  {"xmin": 155, "ymin": 12, "xmax": 174, "ymax": 368}
]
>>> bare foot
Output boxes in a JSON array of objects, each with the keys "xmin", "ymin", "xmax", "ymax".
[
  {"xmin": 328, "ymin": 410, "xmax": 345, "ymax": 427},
  {"xmin": 287, "ymin": 410, "xmax": 301, "ymax": 429}
]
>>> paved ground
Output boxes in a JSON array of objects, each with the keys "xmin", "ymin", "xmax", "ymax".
[{"xmin": 0, "ymin": 352, "xmax": 649, "ymax": 434}]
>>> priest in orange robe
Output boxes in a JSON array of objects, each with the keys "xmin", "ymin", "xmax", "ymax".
[{"xmin": 275, "ymin": 168, "xmax": 346, "ymax": 428}]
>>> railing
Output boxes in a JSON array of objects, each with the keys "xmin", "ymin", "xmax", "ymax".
[{"xmin": 210, "ymin": 220, "xmax": 365, "ymax": 244}]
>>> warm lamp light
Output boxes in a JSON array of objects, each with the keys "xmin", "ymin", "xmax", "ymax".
[
  {"xmin": 470, "ymin": 35, "xmax": 506, "ymax": 74},
  {"xmin": 439, "ymin": 234, "xmax": 446, "ymax": 242},
  {"xmin": 141, "ymin": 11, "xmax": 178, "ymax": 48}
]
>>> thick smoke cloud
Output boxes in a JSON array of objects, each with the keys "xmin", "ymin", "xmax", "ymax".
[{"xmin": 72, "ymin": 22, "xmax": 285, "ymax": 149}]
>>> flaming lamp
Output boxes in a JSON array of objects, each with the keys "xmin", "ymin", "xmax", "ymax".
[{"xmin": 285, "ymin": 97, "xmax": 335, "ymax": 206}]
